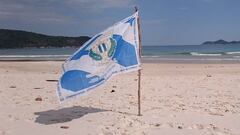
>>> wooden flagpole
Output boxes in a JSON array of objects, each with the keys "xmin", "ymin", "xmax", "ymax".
[{"xmin": 134, "ymin": 6, "xmax": 142, "ymax": 116}]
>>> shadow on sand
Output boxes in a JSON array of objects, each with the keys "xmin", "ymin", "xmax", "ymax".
[{"xmin": 34, "ymin": 106, "xmax": 107, "ymax": 125}]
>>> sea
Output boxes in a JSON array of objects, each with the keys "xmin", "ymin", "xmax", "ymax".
[{"xmin": 0, "ymin": 44, "xmax": 240, "ymax": 62}]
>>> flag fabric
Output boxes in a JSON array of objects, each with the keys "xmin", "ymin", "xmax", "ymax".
[{"xmin": 57, "ymin": 12, "xmax": 140, "ymax": 101}]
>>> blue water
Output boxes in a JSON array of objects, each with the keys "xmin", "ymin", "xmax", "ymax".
[
  {"xmin": 143, "ymin": 44, "xmax": 240, "ymax": 56},
  {"xmin": 0, "ymin": 44, "xmax": 240, "ymax": 61}
]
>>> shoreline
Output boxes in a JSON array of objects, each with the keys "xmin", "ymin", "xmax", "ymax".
[
  {"xmin": 142, "ymin": 58, "xmax": 240, "ymax": 64},
  {"xmin": 0, "ymin": 58, "xmax": 240, "ymax": 64}
]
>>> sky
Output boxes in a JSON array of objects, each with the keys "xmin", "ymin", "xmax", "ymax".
[{"xmin": 0, "ymin": 0, "xmax": 240, "ymax": 45}]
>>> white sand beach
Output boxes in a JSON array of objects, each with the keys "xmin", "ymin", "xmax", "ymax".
[{"xmin": 0, "ymin": 61, "xmax": 240, "ymax": 135}]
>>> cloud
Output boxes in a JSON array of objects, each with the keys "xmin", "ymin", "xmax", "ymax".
[
  {"xmin": 0, "ymin": 0, "xmax": 70, "ymax": 23},
  {"xmin": 0, "ymin": 11, "xmax": 12, "ymax": 16},
  {"xmin": 66, "ymin": 0, "xmax": 135, "ymax": 9},
  {"xmin": 0, "ymin": 0, "xmax": 135, "ymax": 24}
]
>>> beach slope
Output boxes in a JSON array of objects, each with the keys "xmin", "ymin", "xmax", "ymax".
[{"xmin": 0, "ymin": 62, "xmax": 240, "ymax": 135}]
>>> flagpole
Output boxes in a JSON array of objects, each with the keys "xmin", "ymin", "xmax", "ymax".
[{"xmin": 134, "ymin": 6, "xmax": 142, "ymax": 116}]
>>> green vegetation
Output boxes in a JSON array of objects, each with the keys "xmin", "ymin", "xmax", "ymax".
[{"xmin": 0, "ymin": 29, "xmax": 90, "ymax": 48}]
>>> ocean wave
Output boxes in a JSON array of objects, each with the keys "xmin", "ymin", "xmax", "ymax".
[
  {"xmin": 190, "ymin": 52, "xmax": 222, "ymax": 56},
  {"xmin": 225, "ymin": 51, "xmax": 240, "ymax": 55},
  {"xmin": 142, "ymin": 55, "xmax": 161, "ymax": 58}
]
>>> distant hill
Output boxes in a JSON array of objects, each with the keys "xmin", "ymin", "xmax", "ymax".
[
  {"xmin": 0, "ymin": 29, "xmax": 91, "ymax": 49},
  {"xmin": 202, "ymin": 39, "xmax": 240, "ymax": 45}
]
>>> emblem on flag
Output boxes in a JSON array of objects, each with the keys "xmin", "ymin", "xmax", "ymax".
[
  {"xmin": 89, "ymin": 36, "xmax": 116, "ymax": 61},
  {"xmin": 58, "ymin": 12, "xmax": 140, "ymax": 101}
]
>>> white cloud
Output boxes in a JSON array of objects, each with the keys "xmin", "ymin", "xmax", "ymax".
[
  {"xmin": 66, "ymin": 0, "xmax": 135, "ymax": 9},
  {"xmin": 0, "ymin": 0, "xmax": 135, "ymax": 23},
  {"xmin": 0, "ymin": 0, "xmax": 71, "ymax": 23},
  {"xmin": 0, "ymin": 11, "xmax": 12, "ymax": 16}
]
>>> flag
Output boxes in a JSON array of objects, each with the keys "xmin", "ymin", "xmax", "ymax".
[{"xmin": 57, "ymin": 12, "xmax": 140, "ymax": 101}]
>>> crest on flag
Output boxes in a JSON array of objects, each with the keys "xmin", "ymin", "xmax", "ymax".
[{"xmin": 58, "ymin": 12, "xmax": 140, "ymax": 101}]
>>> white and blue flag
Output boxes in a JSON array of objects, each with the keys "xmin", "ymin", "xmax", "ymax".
[{"xmin": 58, "ymin": 12, "xmax": 140, "ymax": 101}]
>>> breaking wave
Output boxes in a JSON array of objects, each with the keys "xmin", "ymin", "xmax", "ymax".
[
  {"xmin": 190, "ymin": 52, "xmax": 222, "ymax": 56},
  {"xmin": 225, "ymin": 51, "xmax": 240, "ymax": 55}
]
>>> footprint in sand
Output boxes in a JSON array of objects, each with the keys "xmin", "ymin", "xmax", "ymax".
[
  {"xmin": 207, "ymin": 124, "xmax": 232, "ymax": 135},
  {"xmin": 7, "ymin": 114, "xmax": 19, "ymax": 121},
  {"xmin": 188, "ymin": 124, "xmax": 204, "ymax": 130},
  {"xmin": 0, "ymin": 130, "xmax": 9, "ymax": 135},
  {"xmin": 99, "ymin": 125, "xmax": 116, "ymax": 135},
  {"xmin": 152, "ymin": 123, "xmax": 174, "ymax": 128},
  {"xmin": 208, "ymin": 108, "xmax": 224, "ymax": 116}
]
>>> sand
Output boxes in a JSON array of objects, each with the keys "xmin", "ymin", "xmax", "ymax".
[{"xmin": 0, "ymin": 61, "xmax": 240, "ymax": 135}]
